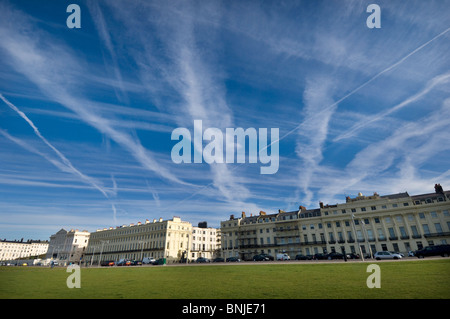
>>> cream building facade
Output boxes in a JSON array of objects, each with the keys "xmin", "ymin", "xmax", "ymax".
[
  {"xmin": 85, "ymin": 217, "xmax": 192, "ymax": 264},
  {"xmin": 46, "ymin": 228, "xmax": 90, "ymax": 264},
  {"xmin": 221, "ymin": 185, "xmax": 450, "ymax": 260},
  {"xmin": 0, "ymin": 239, "xmax": 48, "ymax": 261},
  {"xmin": 190, "ymin": 222, "xmax": 221, "ymax": 261}
]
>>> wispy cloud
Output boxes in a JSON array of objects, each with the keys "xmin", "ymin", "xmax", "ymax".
[
  {"xmin": 0, "ymin": 94, "xmax": 110, "ymax": 198},
  {"xmin": 334, "ymin": 71, "xmax": 450, "ymax": 142},
  {"xmin": 0, "ymin": 3, "xmax": 186, "ymax": 187}
]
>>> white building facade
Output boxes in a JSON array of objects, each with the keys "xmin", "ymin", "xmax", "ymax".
[
  {"xmin": 0, "ymin": 239, "xmax": 48, "ymax": 261},
  {"xmin": 46, "ymin": 228, "xmax": 90, "ymax": 264},
  {"xmin": 85, "ymin": 217, "xmax": 192, "ymax": 265},
  {"xmin": 221, "ymin": 185, "xmax": 450, "ymax": 260},
  {"xmin": 190, "ymin": 222, "xmax": 221, "ymax": 261}
]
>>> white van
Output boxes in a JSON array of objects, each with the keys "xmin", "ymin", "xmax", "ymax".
[
  {"xmin": 142, "ymin": 257, "xmax": 156, "ymax": 264},
  {"xmin": 276, "ymin": 253, "xmax": 290, "ymax": 261}
]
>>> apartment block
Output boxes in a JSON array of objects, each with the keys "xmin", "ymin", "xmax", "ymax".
[
  {"xmin": 190, "ymin": 222, "xmax": 221, "ymax": 260},
  {"xmin": 46, "ymin": 228, "xmax": 90, "ymax": 264},
  {"xmin": 220, "ymin": 185, "xmax": 450, "ymax": 260},
  {"xmin": 84, "ymin": 217, "xmax": 192, "ymax": 264},
  {"xmin": 0, "ymin": 239, "xmax": 48, "ymax": 261}
]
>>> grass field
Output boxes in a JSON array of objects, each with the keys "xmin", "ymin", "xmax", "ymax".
[{"xmin": 1, "ymin": 259, "xmax": 449, "ymax": 299}]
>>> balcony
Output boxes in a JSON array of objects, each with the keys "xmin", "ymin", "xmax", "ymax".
[{"xmin": 424, "ymin": 232, "xmax": 450, "ymax": 238}]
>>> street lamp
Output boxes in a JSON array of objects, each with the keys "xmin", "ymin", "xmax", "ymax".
[
  {"xmin": 351, "ymin": 214, "xmax": 365, "ymax": 261},
  {"xmin": 98, "ymin": 240, "xmax": 109, "ymax": 266}
]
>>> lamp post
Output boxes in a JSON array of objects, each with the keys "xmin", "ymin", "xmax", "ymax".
[
  {"xmin": 139, "ymin": 240, "xmax": 145, "ymax": 262},
  {"xmin": 90, "ymin": 246, "xmax": 96, "ymax": 267},
  {"xmin": 352, "ymin": 214, "xmax": 365, "ymax": 261},
  {"xmin": 98, "ymin": 240, "xmax": 109, "ymax": 267}
]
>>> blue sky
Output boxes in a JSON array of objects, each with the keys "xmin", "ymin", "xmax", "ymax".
[{"xmin": 1, "ymin": 0, "xmax": 450, "ymax": 241}]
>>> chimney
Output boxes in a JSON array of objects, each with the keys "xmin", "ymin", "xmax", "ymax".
[
  {"xmin": 435, "ymin": 183, "xmax": 444, "ymax": 194},
  {"xmin": 230, "ymin": 214, "xmax": 234, "ymax": 220},
  {"xmin": 319, "ymin": 202, "xmax": 324, "ymax": 209},
  {"xmin": 241, "ymin": 212, "xmax": 246, "ymax": 218}
]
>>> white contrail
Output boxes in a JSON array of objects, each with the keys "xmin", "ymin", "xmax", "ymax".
[
  {"xmin": 334, "ymin": 71, "xmax": 450, "ymax": 142},
  {"xmin": 0, "ymin": 93, "xmax": 110, "ymax": 199},
  {"xmin": 270, "ymin": 26, "xmax": 450, "ymax": 148}
]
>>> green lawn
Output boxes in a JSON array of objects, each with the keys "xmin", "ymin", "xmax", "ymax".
[{"xmin": 1, "ymin": 259, "xmax": 449, "ymax": 299}]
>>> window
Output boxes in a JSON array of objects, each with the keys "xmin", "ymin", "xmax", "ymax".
[
  {"xmin": 430, "ymin": 211, "xmax": 438, "ymax": 218},
  {"xmin": 435, "ymin": 223, "xmax": 443, "ymax": 234},
  {"xmin": 422, "ymin": 224, "xmax": 430, "ymax": 235},
  {"xmin": 361, "ymin": 207, "xmax": 366, "ymax": 212},
  {"xmin": 388, "ymin": 228, "xmax": 396, "ymax": 238},
  {"xmin": 399, "ymin": 227, "xmax": 407, "ymax": 237},
  {"xmin": 419, "ymin": 213, "xmax": 425, "ymax": 219},
  {"xmin": 371, "ymin": 206, "xmax": 376, "ymax": 211}
]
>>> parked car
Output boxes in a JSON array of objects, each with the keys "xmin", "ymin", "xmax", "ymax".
[
  {"xmin": 276, "ymin": 253, "xmax": 291, "ymax": 260},
  {"xmin": 142, "ymin": 257, "xmax": 156, "ymax": 264},
  {"xmin": 391, "ymin": 251, "xmax": 405, "ymax": 257},
  {"xmin": 327, "ymin": 252, "xmax": 345, "ymax": 260},
  {"xmin": 313, "ymin": 253, "xmax": 327, "ymax": 260},
  {"xmin": 226, "ymin": 257, "xmax": 240, "ymax": 262},
  {"xmin": 100, "ymin": 260, "xmax": 115, "ymax": 266},
  {"xmin": 346, "ymin": 253, "xmax": 360, "ymax": 259},
  {"xmin": 408, "ymin": 250, "xmax": 415, "ymax": 257},
  {"xmin": 260, "ymin": 254, "xmax": 274, "ymax": 261},
  {"xmin": 116, "ymin": 259, "xmax": 128, "ymax": 266},
  {"xmin": 253, "ymin": 254, "xmax": 270, "ymax": 261},
  {"xmin": 196, "ymin": 257, "xmax": 210, "ymax": 263},
  {"xmin": 415, "ymin": 245, "xmax": 450, "ymax": 258},
  {"xmin": 131, "ymin": 260, "xmax": 142, "ymax": 265},
  {"xmin": 374, "ymin": 251, "xmax": 402, "ymax": 260},
  {"xmin": 212, "ymin": 257, "xmax": 224, "ymax": 262},
  {"xmin": 295, "ymin": 254, "xmax": 312, "ymax": 260}
]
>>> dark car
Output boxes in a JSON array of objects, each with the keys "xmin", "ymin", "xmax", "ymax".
[
  {"xmin": 253, "ymin": 254, "xmax": 270, "ymax": 261},
  {"xmin": 116, "ymin": 260, "xmax": 128, "ymax": 266},
  {"xmin": 346, "ymin": 253, "xmax": 360, "ymax": 259},
  {"xmin": 196, "ymin": 257, "xmax": 210, "ymax": 263},
  {"xmin": 313, "ymin": 253, "xmax": 327, "ymax": 260},
  {"xmin": 226, "ymin": 257, "xmax": 241, "ymax": 262},
  {"xmin": 212, "ymin": 258, "xmax": 224, "ymax": 262},
  {"xmin": 295, "ymin": 254, "xmax": 312, "ymax": 260},
  {"xmin": 260, "ymin": 253, "xmax": 274, "ymax": 261},
  {"xmin": 100, "ymin": 260, "xmax": 115, "ymax": 266},
  {"xmin": 415, "ymin": 245, "xmax": 450, "ymax": 258},
  {"xmin": 327, "ymin": 252, "xmax": 345, "ymax": 260}
]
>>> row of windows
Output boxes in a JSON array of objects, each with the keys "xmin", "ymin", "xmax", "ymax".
[
  {"xmin": 222, "ymin": 221, "xmax": 450, "ymax": 245},
  {"xmin": 324, "ymin": 202, "xmax": 412, "ymax": 215},
  {"xmin": 224, "ymin": 210, "xmax": 450, "ymax": 234}
]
